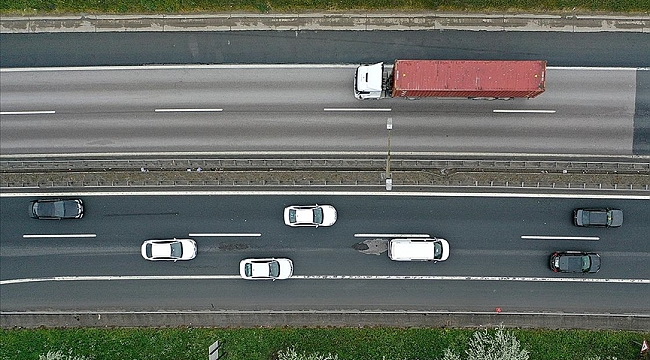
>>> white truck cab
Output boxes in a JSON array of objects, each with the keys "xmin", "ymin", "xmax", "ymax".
[{"xmin": 354, "ymin": 62, "xmax": 384, "ymax": 99}]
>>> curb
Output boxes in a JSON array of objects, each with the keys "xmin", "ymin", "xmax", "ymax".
[
  {"xmin": 2, "ymin": 13, "xmax": 650, "ymax": 33},
  {"xmin": 2, "ymin": 312, "xmax": 649, "ymax": 330}
]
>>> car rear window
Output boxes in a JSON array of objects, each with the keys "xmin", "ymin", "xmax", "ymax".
[
  {"xmin": 145, "ymin": 244, "xmax": 153, "ymax": 258},
  {"xmin": 244, "ymin": 263, "xmax": 252, "ymax": 277}
]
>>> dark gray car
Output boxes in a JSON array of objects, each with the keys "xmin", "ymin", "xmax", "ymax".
[
  {"xmin": 550, "ymin": 251, "xmax": 601, "ymax": 273},
  {"xmin": 29, "ymin": 199, "xmax": 84, "ymax": 219},
  {"xmin": 573, "ymin": 208, "xmax": 623, "ymax": 227}
]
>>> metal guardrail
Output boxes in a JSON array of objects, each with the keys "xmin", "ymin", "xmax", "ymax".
[
  {"xmin": 2, "ymin": 158, "xmax": 649, "ymax": 172},
  {"xmin": 1, "ymin": 157, "xmax": 648, "ymax": 191},
  {"xmin": 5, "ymin": 179, "xmax": 647, "ymax": 191}
]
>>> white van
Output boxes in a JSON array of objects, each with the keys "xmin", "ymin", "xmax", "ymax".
[{"xmin": 388, "ymin": 238, "xmax": 450, "ymax": 262}]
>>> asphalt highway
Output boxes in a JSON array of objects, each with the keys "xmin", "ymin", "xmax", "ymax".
[
  {"xmin": 1, "ymin": 193, "xmax": 648, "ymax": 313},
  {"xmin": 1, "ymin": 66, "xmax": 648, "ymax": 155},
  {"xmin": 2, "ymin": 31, "xmax": 649, "ymax": 68}
]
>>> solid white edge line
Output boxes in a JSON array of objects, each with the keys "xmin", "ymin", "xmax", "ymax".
[
  {"xmin": 550, "ymin": 67, "xmax": 646, "ymax": 71},
  {"xmin": 1, "ymin": 66, "xmax": 645, "ymax": 73},
  {"xmin": 0, "ymin": 111, "xmax": 56, "ymax": 115},
  {"xmin": 23, "ymin": 234, "xmax": 96, "ymax": 238},
  {"xmin": 2, "ymin": 151, "xmax": 648, "ymax": 159},
  {"xmin": 2, "ymin": 191, "xmax": 648, "ymax": 200},
  {"xmin": 521, "ymin": 235, "xmax": 600, "ymax": 241},
  {"xmin": 189, "ymin": 233, "xmax": 261, "ymax": 237},
  {"xmin": 2, "ymin": 274, "xmax": 649, "ymax": 286},
  {"xmin": 493, "ymin": 110, "xmax": 556, "ymax": 113},
  {"xmin": 1, "ymin": 310, "xmax": 647, "ymax": 317},
  {"xmin": 324, "ymin": 108, "xmax": 391, "ymax": 112},
  {"xmin": 155, "ymin": 108, "xmax": 223, "ymax": 112},
  {"xmin": 0, "ymin": 65, "xmax": 361, "ymax": 72},
  {"xmin": 354, "ymin": 234, "xmax": 430, "ymax": 238}
]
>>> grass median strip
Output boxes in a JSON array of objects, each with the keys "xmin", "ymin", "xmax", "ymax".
[{"xmin": 1, "ymin": 327, "xmax": 648, "ymax": 359}]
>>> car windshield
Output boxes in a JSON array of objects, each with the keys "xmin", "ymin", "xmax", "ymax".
[
  {"xmin": 433, "ymin": 242, "xmax": 442, "ymax": 259},
  {"xmin": 145, "ymin": 244, "xmax": 153, "ymax": 258},
  {"xmin": 288, "ymin": 209, "xmax": 297, "ymax": 223},
  {"xmin": 581, "ymin": 255, "xmax": 591, "ymax": 271},
  {"xmin": 268, "ymin": 261, "xmax": 280, "ymax": 277},
  {"xmin": 169, "ymin": 242, "xmax": 183, "ymax": 258},
  {"xmin": 313, "ymin": 207, "xmax": 323, "ymax": 224}
]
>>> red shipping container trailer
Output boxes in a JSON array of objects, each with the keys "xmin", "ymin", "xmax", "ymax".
[{"xmin": 390, "ymin": 60, "xmax": 546, "ymax": 99}]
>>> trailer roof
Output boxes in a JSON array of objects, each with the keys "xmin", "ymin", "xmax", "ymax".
[{"xmin": 392, "ymin": 60, "xmax": 546, "ymax": 92}]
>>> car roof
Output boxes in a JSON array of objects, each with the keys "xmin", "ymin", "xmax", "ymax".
[
  {"xmin": 389, "ymin": 238, "xmax": 447, "ymax": 261},
  {"xmin": 250, "ymin": 261, "xmax": 272, "ymax": 277},
  {"xmin": 151, "ymin": 242, "xmax": 176, "ymax": 258},
  {"xmin": 294, "ymin": 208, "xmax": 315, "ymax": 223}
]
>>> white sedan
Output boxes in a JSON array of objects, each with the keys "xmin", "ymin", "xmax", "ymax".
[
  {"xmin": 239, "ymin": 258, "xmax": 293, "ymax": 280},
  {"xmin": 141, "ymin": 239, "xmax": 197, "ymax": 261},
  {"xmin": 283, "ymin": 204, "xmax": 337, "ymax": 227}
]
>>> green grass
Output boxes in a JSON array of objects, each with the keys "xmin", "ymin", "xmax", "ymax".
[
  {"xmin": 1, "ymin": 0, "xmax": 649, "ymax": 15},
  {"xmin": 1, "ymin": 327, "xmax": 648, "ymax": 360}
]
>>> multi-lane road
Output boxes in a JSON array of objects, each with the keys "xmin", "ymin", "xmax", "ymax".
[
  {"xmin": 1, "ymin": 192, "xmax": 649, "ymax": 313},
  {"xmin": 1, "ymin": 29, "xmax": 649, "ymax": 324},
  {"xmin": 1, "ymin": 65, "xmax": 649, "ymax": 155}
]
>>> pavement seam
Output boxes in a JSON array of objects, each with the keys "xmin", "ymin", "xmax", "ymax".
[{"xmin": 2, "ymin": 12, "xmax": 649, "ymax": 33}]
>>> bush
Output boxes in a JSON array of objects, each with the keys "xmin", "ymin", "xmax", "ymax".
[
  {"xmin": 442, "ymin": 325, "xmax": 529, "ymax": 360},
  {"xmin": 277, "ymin": 347, "xmax": 339, "ymax": 360},
  {"xmin": 39, "ymin": 350, "xmax": 90, "ymax": 360}
]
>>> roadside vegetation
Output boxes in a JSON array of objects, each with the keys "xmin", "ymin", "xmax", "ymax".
[
  {"xmin": 1, "ymin": 0, "xmax": 649, "ymax": 15},
  {"xmin": 1, "ymin": 326, "xmax": 647, "ymax": 360}
]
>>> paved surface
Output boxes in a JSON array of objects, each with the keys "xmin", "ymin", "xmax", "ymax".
[
  {"xmin": 1, "ymin": 13, "xmax": 649, "ymax": 33},
  {"xmin": 3, "ymin": 31, "xmax": 650, "ymax": 68},
  {"xmin": 2, "ymin": 194, "xmax": 649, "ymax": 316},
  {"xmin": 2, "ymin": 66, "xmax": 648, "ymax": 155},
  {"xmin": 2, "ymin": 11, "xmax": 649, "ymax": 331}
]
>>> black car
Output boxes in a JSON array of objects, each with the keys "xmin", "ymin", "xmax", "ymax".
[
  {"xmin": 573, "ymin": 208, "xmax": 623, "ymax": 228},
  {"xmin": 29, "ymin": 199, "xmax": 84, "ymax": 219},
  {"xmin": 550, "ymin": 251, "xmax": 601, "ymax": 273}
]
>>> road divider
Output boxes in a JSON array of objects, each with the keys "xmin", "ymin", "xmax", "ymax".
[
  {"xmin": 2, "ymin": 274, "xmax": 648, "ymax": 286},
  {"xmin": 521, "ymin": 235, "xmax": 600, "ymax": 241},
  {"xmin": 22, "ymin": 234, "xmax": 96, "ymax": 238}
]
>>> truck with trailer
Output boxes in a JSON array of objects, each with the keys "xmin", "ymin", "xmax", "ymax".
[{"xmin": 354, "ymin": 60, "xmax": 546, "ymax": 100}]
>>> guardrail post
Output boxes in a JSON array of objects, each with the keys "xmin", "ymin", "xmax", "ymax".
[{"xmin": 209, "ymin": 340, "xmax": 225, "ymax": 360}]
